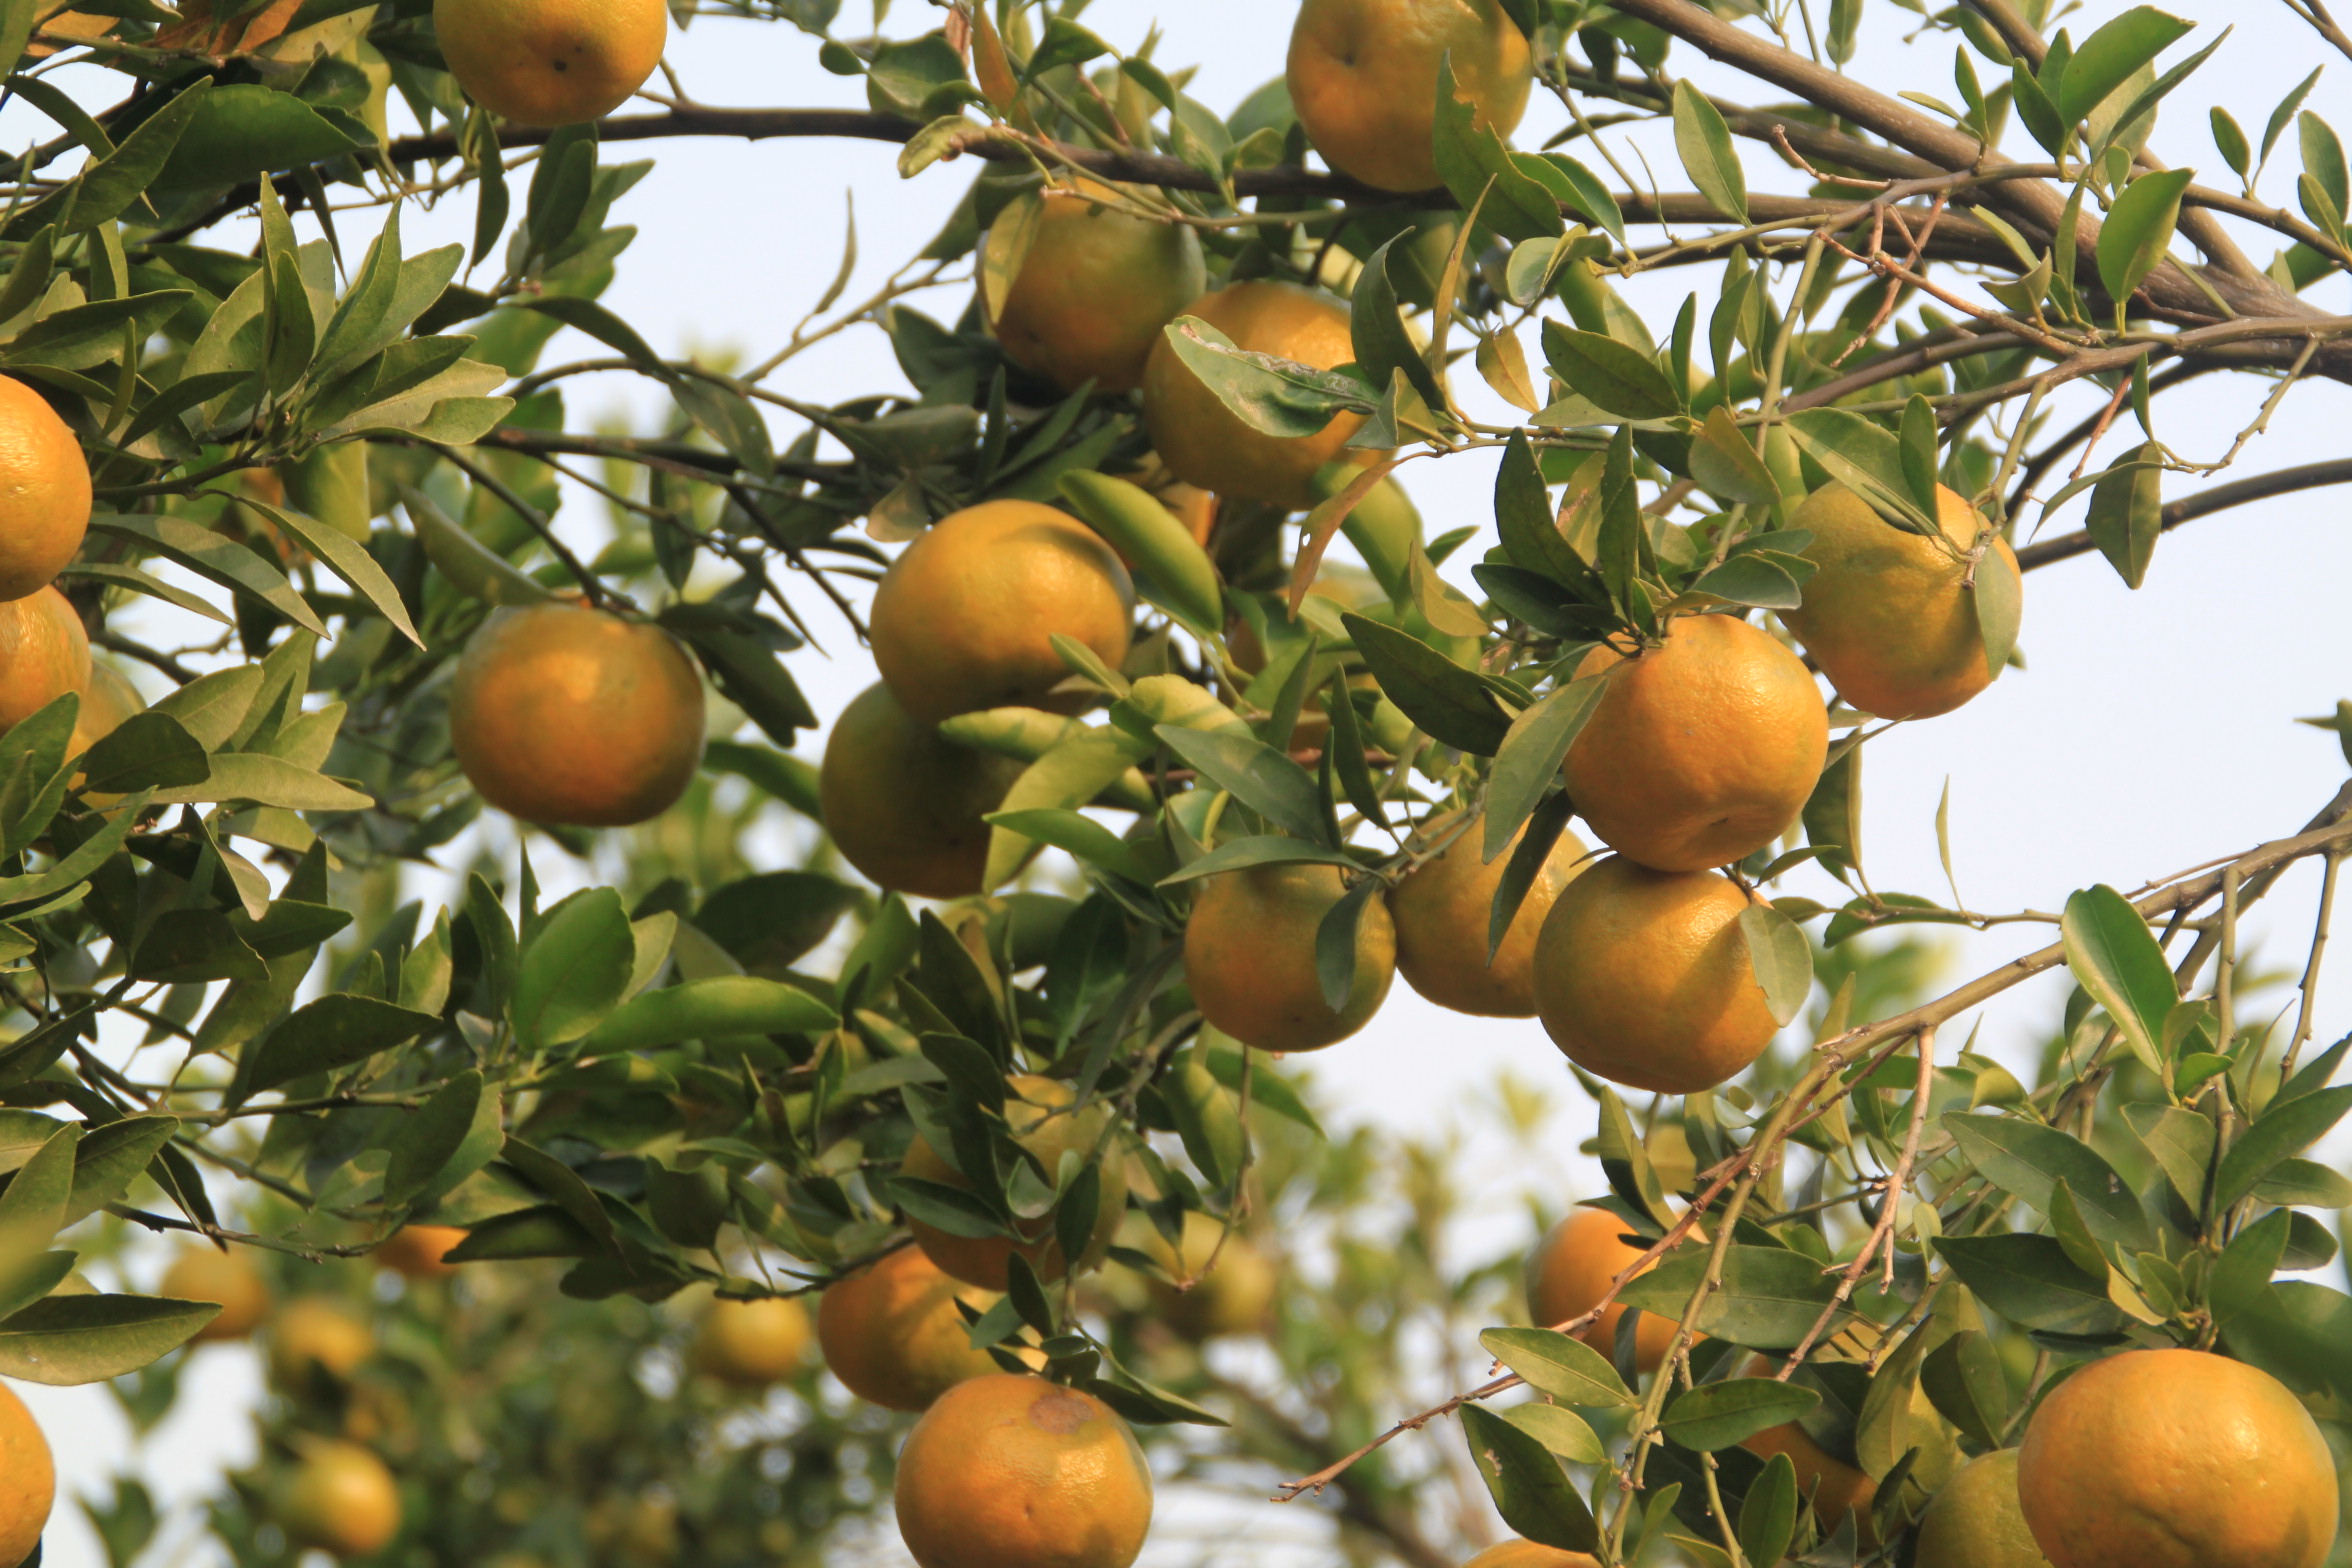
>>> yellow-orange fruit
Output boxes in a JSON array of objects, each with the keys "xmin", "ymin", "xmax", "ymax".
[
  {"xmin": 0, "ymin": 586, "xmax": 88, "ymax": 732},
  {"xmin": 818, "ymin": 1247, "xmax": 1004, "ymax": 1412},
  {"xmin": 819, "ymin": 682, "xmax": 1024, "ymax": 898},
  {"xmin": 1138, "ymin": 1212, "xmax": 1278, "ymax": 1341},
  {"xmin": 1390, "ymin": 813, "xmax": 1588, "ymax": 1018},
  {"xmin": 0, "ymin": 1383, "xmax": 54, "ymax": 1568},
  {"xmin": 1915, "ymin": 1449, "xmax": 2051, "ymax": 1568},
  {"xmin": 1563, "ymin": 614, "xmax": 1825, "ymax": 872},
  {"xmin": 268, "ymin": 1298, "xmax": 374, "ymax": 1387},
  {"xmin": 0, "ymin": 377, "xmax": 89, "ymax": 603},
  {"xmin": 1460, "ymin": 1544, "xmax": 1601, "ymax": 1568},
  {"xmin": 1524, "ymin": 1208, "xmax": 1682, "ymax": 1372},
  {"xmin": 1183, "ymin": 862, "xmax": 1395, "ymax": 1052},
  {"xmin": 895, "ymin": 1374, "xmax": 1152, "ymax": 1568},
  {"xmin": 1532, "ymin": 856, "xmax": 1779, "ymax": 1094},
  {"xmin": 1287, "ymin": 0, "xmax": 1533, "ymax": 193},
  {"xmin": 160, "ymin": 1246, "xmax": 272, "ymax": 1341},
  {"xmin": 901, "ymin": 1074, "xmax": 1128, "ymax": 1291},
  {"xmin": 1143, "ymin": 282, "xmax": 1380, "ymax": 509},
  {"xmin": 278, "ymin": 1439, "xmax": 402, "ymax": 1559},
  {"xmin": 869, "ymin": 501, "xmax": 1136, "ymax": 723},
  {"xmin": 990, "ymin": 184, "xmax": 1207, "ymax": 394},
  {"xmin": 432, "ymin": 0, "xmax": 666, "ymax": 127},
  {"xmin": 2017, "ymin": 1348, "xmax": 2337, "ymax": 1568},
  {"xmin": 691, "ymin": 1296, "xmax": 812, "ymax": 1387},
  {"xmin": 1782, "ymin": 482, "xmax": 2019, "ymax": 720},
  {"xmin": 449, "ymin": 600, "xmax": 705, "ymax": 827},
  {"xmin": 374, "ymin": 1225, "xmax": 466, "ymax": 1279}
]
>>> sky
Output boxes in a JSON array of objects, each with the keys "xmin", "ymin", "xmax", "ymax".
[{"xmin": 19, "ymin": 0, "xmax": 2352, "ymax": 1564}]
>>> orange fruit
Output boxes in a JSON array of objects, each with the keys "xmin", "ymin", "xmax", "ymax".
[
  {"xmin": 1562, "ymin": 613, "xmax": 1826, "ymax": 872},
  {"xmin": 278, "ymin": 1438, "xmax": 402, "ymax": 1558},
  {"xmin": 817, "ymin": 1247, "xmax": 1004, "ymax": 1412},
  {"xmin": 1138, "ymin": 1212, "xmax": 1278, "ymax": 1341},
  {"xmin": 0, "ymin": 586, "xmax": 88, "ymax": 733},
  {"xmin": 869, "ymin": 500, "xmax": 1136, "ymax": 723},
  {"xmin": 0, "ymin": 376, "xmax": 89, "ymax": 603},
  {"xmin": 1143, "ymin": 281, "xmax": 1381, "ymax": 510},
  {"xmin": 1460, "ymin": 1544, "xmax": 1600, "ymax": 1568},
  {"xmin": 1390, "ymin": 812, "xmax": 1588, "ymax": 1017},
  {"xmin": 1523, "ymin": 1207, "xmax": 1683, "ymax": 1372},
  {"xmin": 1532, "ymin": 856, "xmax": 1779, "ymax": 1094},
  {"xmin": 989, "ymin": 183, "xmax": 1207, "ymax": 394},
  {"xmin": 1287, "ymin": 0, "xmax": 1533, "ymax": 193},
  {"xmin": 691, "ymin": 1295, "xmax": 812, "ymax": 1387},
  {"xmin": 0, "ymin": 1382, "xmax": 54, "ymax": 1568},
  {"xmin": 160, "ymin": 1246, "xmax": 272, "ymax": 1341},
  {"xmin": 894, "ymin": 1374, "xmax": 1152, "ymax": 1568},
  {"xmin": 449, "ymin": 600, "xmax": 705, "ymax": 827},
  {"xmin": 374, "ymin": 1225, "xmax": 466, "ymax": 1279},
  {"xmin": 432, "ymin": 0, "xmax": 665, "ymax": 127},
  {"xmin": 900, "ymin": 1074, "xmax": 1128, "ymax": 1290},
  {"xmin": 1182, "ymin": 862, "xmax": 1396, "ymax": 1052},
  {"xmin": 2017, "ymin": 1348, "xmax": 2337, "ymax": 1568},
  {"xmin": 1782, "ymin": 481, "xmax": 2019, "ymax": 720},
  {"xmin": 1915, "ymin": 1449, "xmax": 2051, "ymax": 1568},
  {"xmin": 268, "ymin": 1297, "xmax": 375, "ymax": 1388},
  {"xmin": 819, "ymin": 682, "xmax": 1024, "ymax": 898}
]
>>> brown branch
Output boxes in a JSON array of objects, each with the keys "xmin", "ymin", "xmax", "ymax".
[{"xmin": 2015, "ymin": 457, "xmax": 2352, "ymax": 571}]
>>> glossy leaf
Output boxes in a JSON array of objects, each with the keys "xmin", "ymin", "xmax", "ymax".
[
  {"xmin": 2060, "ymin": 884, "xmax": 2176, "ymax": 1072},
  {"xmin": 1460, "ymin": 1404, "xmax": 1600, "ymax": 1552},
  {"xmin": 1662, "ymin": 1378, "xmax": 1819, "ymax": 1451},
  {"xmin": 1480, "ymin": 1326, "xmax": 1637, "ymax": 1407}
]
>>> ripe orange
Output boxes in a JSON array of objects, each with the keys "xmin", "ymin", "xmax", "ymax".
[
  {"xmin": 2017, "ymin": 1348, "xmax": 2337, "ymax": 1568},
  {"xmin": 818, "ymin": 1247, "xmax": 1004, "ymax": 1412},
  {"xmin": 268, "ymin": 1297, "xmax": 375, "ymax": 1388},
  {"xmin": 1531, "ymin": 856, "xmax": 1779, "ymax": 1093},
  {"xmin": 0, "ymin": 376, "xmax": 89, "ymax": 603},
  {"xmin": 691, "ymin": 1295, "xmax": 812, "ymax": 1387},
  {"xmin": 160, "ymin": 1246, "xmax": 272, "ymax": 1341},
  {"xmin": 1138, "ymin": 1212, "xmax": 1278, "ymax": 1341},
  {"xmin": 278, "ymin": 1438, "xmax": 402, "ymax": 1558},
  {"xmin": 1562, "ymin": 613, "xmax": 1825, "ymax": 873},
  {"xmin": 869, "ymin": 501, "xmax": 1136, "ymax": 723},
  {"xmin": 432, "ymin": 0, "xmax": 665, "ymax": 126},
  {"xmin": 1390, "ymin": 812, "xmax": 1588, "ymax": 1018},
  {"xmin": 449, "ymin": 600, "xmax": 706, "ymax": 827},
  {"xmin": 1782, "ymin": 481, "xmax": 2019, "ymax": 720},
  {"xmin": 1459, "ymin": 1544, "xmax": 1600, "ymax": 1568},
  {"xmin": 1523, "ymin": 1207, "xmax": 1682, "ymax": 1372},
  {"xmin": 0, "ymin": 586, "xmax": 88, "ymax": 732},
  {"xmin": 374, "ymin": 1225, "xmax": 466, "ymax": 1279},
  {"xmin": 990, "ymin": 183, "xmax": 1208, "ymax": 394},
  {"xmin": 1182, "ymin": 862, "xmax": 1396, "ymax": 1052},
  {"xmin": 900, "ymin": 1074, "xmax": 1128, "ymax": 1290},
  {"xmin": 1142, "ymin": 281, "xmax": 1380, "ymax": 509},
  {"xmin": 894, "ymin": 1374, "xmax": 1153, "ymax": 1568},
  {"xmin": 1914, "ymin": 1449, "xmax": 2051, "ymax": 1568},
  {"xmin": 819, "ymin": 682, "xmax": 1025, "ymax": 898},
  {"xmin": 0, "ymin": 1382, "xmax": 53, "ymax": 1568},
  {"xmin": 1287, "ymin": 0, "xmax": 1533, "ymax": 192}
]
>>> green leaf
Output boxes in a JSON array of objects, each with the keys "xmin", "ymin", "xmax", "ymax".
[
  {"xmin": 1341, "ymin": 613, "xmax": 1509, "ymax": 755},
  {"xmin": 154, "ymin": 83, "xmax": 366, "ymax": 190},
  {"xmin": 1158, "ymin": 315, "xmax": 1375, "ymax": 439},
  {"xmin": 2083, "ymin": 442, "xmax": 2164, "ymax": 588},
  {"xmin": 1738, "ymin": 1452, "xmax": 1799, "ymax": 1568},
  {"xmin": 2059, "ymin": 7, "xmax": 2194, "ymax": 126},
  {"xmin": 1737, "ymin": 904, "xmax": 1812, "ymax": 1027},
  {"xmin": 1943, "ymin": 1112, "xmax": 2154, "ymax": 1248},
  {"xmin": 1499, "ymin": 1402, "xmax": 1606, "ymax": 1463},
  {"xmin": 1540, "ymin": 323, "xmax": 1682, "ymax": 421},
  {"xmin": 75, "ymin": 712, "xmax": 206, "ymax": 795},
  {"xmin": 1971, "ymin": 537, "xmax": 2022, "ymax": 682},
  {"xmin": 1932, "ymin": 1234, "xmax": 2123, "ymax": 1334},
  {"xmin": 986, "ymin": 808, "xmax": 1156, "ymax": 885},
  {"xmin": 2059, "ymin": 884, "xmax": 2177, "ymax": 1072},
  {"xmin": 2251, "ymin": 1157, "xmax": 2352, "ymax": 1208},
  {"xmin": 1692, "ymin": 552, "xmax": 1805, "ymax": 611},
  {"xmin": 0, "ymin": 1294, "xmax": 218, "ymax": 1385},
  {"xmin": 513, "ymin": 887, "xmax": 635, "ymax": 1050},
  {"xmin": 0, "ymin": 1124, "xmax": 76, "ymax": 1245},
  {"xmin": 1351, "ymin": 235, "xmax": 1447, "ymax": 415},
  {"xmin": 1489, "ymin": 791, "xmax": 1577, "ymax": 964},
  {"xmin": 237, "ymin": 496, "xmax": 422, "ymax": 648},
  {"xmin": 1525, "ymin": 154, "xmax": 1624, "ymax": 244},
  {"xmin": 1460, "ymin": 1404, "xmax": 1600, "ymax": 1552},
  {"xmin": 65, "ymin": 1116, "xmax": 177, "ymax": 1227},
  {"xmin": 1784, "ymin": 409, "xmax": 1939, "ymax": 535},
  {"xmin": 147, "ymin": 753, "xmax": 369, "ymax": 812},
  {"xmin": 1671, "ymin": 80, "xmax": 1749, "ymax": 222},
  {"xmin": 1479, "ymin": 1326, "xmax": 1637, "ymax": 1407},
  {"xmin": 65, "ymin": 78, "xmax": 214, "ymax": 224},
  {"xmin": 1690, "ymin": 405, "xmax": 1780, "ymax": 507},
  {"xmin": 1920, "ymin": 1329, "xmax": 2008, "ymax": 1448},
  {"xmin": 1157, "ymin": 835, "xmax": 1363, "ymax": 886},
  {"xmin": 2210, "ymin": 1208, "xmax": 2290, "ymax": 1325},
  {"xmin": 384, "ymin": 1069, "xmax": 501, "ymax": 1210},
  {"xmin": 86, "ymin": 514, "xmax": 324, "ymax": 636},
  {"xmin": 1155, "ymin": 725, "xmax": 1329, "ymax": 845},
  {"xmin": 2215, "ymin": 1084, "xmax": 2352, "ymax": 1211},
  {"xmin": 1618, "ymin": 1246, "xmax": 1850, "ymax": 1349},
  {"xmin": 2095, "ymin": 168, "xmax": 2194, "ymax": 308},
  {"xmin": 1058, "ymin": 472, "xmax": 1221, "ymax": 634},
  {"xmin": 1662, "ymin": 1378, "xmax": 1820, "ymax": 1451},
  {"xmin": 1, "ymin": 292, "xmax": 196, "ymax": 372},
  {"xmin": 1314, "ymin": 875, "xmax": 1381, "ymax": 1012},
  {"xmin": 1485, "ymin": 677, "xmax": 1606, "ymax": 862},
  {"xmin": 1431, "ymin": 55, "xmax": 1563, "ymax": 242},
  {"xmin": 578, "ymin": 976, "xmax": 837, "ymax": 1053},
  {"xmin": 245, "ymin": 995, "xmax": 440, "ymax": 1096},
  {"xmin": 2125, "ymin": 1102, "xmax": 2216, "ymax": 1209}
]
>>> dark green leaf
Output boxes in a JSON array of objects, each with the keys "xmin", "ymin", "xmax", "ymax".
[
  {"xmin": 244, "ymin": 995, "xmax": 439, "ymax": 1096},
  {"xmin": 1159, "ymin": 315, "xmax": 1375, "ymax": 439},
  {"xmin": 1737, "ymin": 904, "xmax": 1812, "ymax": 1027},
  {"xmin": 1932, "ymin": 1234, "xmax": 2123, "ymax": 1333},
  {"xmin": 1920, "ymin": 1329, "xmax": 2008, "ymax": 1448},
  {"xmin": 1341, "ymin": 612, "xmax": 1509, "ymax": 755},
  {"xmin": 1671, "ymin": 80, "xmax": 1748, "ymax": 222},
  {"xmin": 1485, "ymin": 677, "xmax": 1606, "ymax": 861},
  {"xmin": 1943, "ymin": 1112, "xmax": 2154, "ymax": 1248},
  {"xmin": 1540, "ymin": 323, "xmax": 1682, "ymax": 420},
  {"xmin": 1460, "ymin": 1404, "xmax": 1599, "ymax": 1552},
  {"xmin": 2060, "ymin": 884, "xmax": 2176, "ymax": 1072},
  {"xmin": 513, "ymin": 887, "xmax": 634, "ymax": 1050},
  {"xmin": 2095, "ymin": 168, "xmax": 2194, "ymax": 308},
  {"xmin": 2215, "ymin": 1084, "xmax": 2352, "ymax": 1211},
  {"xmin": 2084, "ymin": 442, "xmax": 2163, "ymax": 588},
  {"xmin": 1662, "ymin": 1378, "xmax": 1820, "ymax": 1451},
  {"xmin": 2059, "ymin": 7, "xmax": 2195, "ymax": 125},
  {"xmin": 0, "ymin": 1294, "xmax": 217, "ymax": 1385},
  {"xmin": 1154, "ymin": 725, "xmax": 1329, "ymax": 845},
  {"xmin": 1619, "ymin": 1245, "xmax": 1848, "ymax": 1349}
]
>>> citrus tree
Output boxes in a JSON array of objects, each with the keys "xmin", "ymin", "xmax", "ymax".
[{"xmin": 0, "ymin": 0, "xmax": 2350, "ymax": 1566}]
